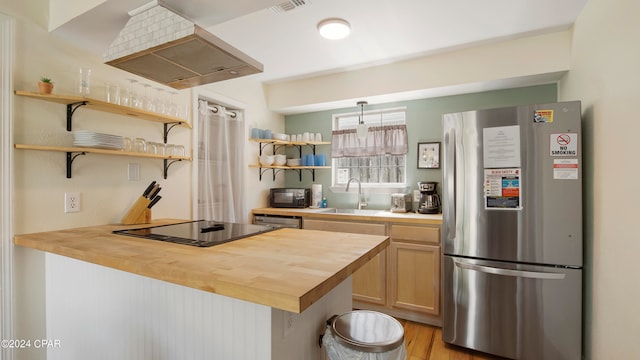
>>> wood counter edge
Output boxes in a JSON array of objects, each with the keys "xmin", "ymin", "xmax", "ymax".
[{"xmin": 13, "ymin": 219, "xmax": 390, "ymax": 314}]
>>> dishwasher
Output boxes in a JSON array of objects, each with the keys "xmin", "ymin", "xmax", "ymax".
[{"xmin": 253, "ymin": 214, "xmax": 302, "ymax": 229}]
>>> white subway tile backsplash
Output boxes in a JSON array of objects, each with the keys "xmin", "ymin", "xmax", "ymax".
[{"xmin": 104, "ymin": 4, "xmax": 198, "ymax": 62}]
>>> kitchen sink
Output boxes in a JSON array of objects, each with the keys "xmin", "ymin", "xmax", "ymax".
[{"xmin": 317, "ymin": 208, "xmax": 390, "ymax": 215}]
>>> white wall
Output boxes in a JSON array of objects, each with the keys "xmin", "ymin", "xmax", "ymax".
[{"xmin": 559, "ymin": 0, "xmax": 640, "ymax": 358}]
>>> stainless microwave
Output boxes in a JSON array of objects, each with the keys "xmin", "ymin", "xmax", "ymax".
[{"xmin": 269, "ymin": 188, "xmax": 311, "ymax": 208}]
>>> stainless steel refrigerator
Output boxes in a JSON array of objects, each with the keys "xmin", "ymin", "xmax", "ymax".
[{"xmin": 441, "ymin": 101, "xmax": 583, "ymax": 360}]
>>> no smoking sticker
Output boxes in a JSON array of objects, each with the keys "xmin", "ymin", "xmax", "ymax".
[{"xmin": 550, "ymin": 133, "xmax": 578, "ymax": 156}]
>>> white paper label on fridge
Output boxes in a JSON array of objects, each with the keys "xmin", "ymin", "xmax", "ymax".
[
  {"xmin": 550, "ymin": 133, "xmax": 578, "ymax": 156},
  {"xmin": 484, "ymin": 168, "xmax": 522, "ymax": 210},
  {"xmin": 483, "ymin": 125, "xmax": 521, "ymax": 168},
  {"xmin": 553, "ymin": 159, "xmax": 579, "ymax": 179}
]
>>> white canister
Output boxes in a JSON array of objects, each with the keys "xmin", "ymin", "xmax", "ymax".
[{"xmin": 311, "ymin": 184, "xmax": 323, "ymax": 208}]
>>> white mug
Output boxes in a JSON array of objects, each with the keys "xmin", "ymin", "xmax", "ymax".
[
  {"xmin": 315, "ymin": 133, "xmax": 322, "ymax": 142},
  {"xmin": 302, "ymin": 132, "xmax": 310, "ymax": 142}
]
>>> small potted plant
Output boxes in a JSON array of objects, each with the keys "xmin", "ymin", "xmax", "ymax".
[{"xmin": 38, "ymin": 76, "xmax": 54, "ymax": 94}]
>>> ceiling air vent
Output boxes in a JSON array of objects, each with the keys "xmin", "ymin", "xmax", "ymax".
[{"xmin": 269, "ymin": 0, "xmax": 312, "ymax": 14}]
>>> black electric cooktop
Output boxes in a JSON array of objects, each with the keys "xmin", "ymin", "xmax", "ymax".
[{"xmin": 113, "ymin": 220, "xmax": 277, "ymax": 247}]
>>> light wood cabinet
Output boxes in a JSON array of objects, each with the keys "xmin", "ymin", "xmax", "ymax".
[
  {"xmin": 302, "ymin": 217, "xmax": 442, "ymax": 325},
  {"xmin": 302, "ymin": 219, "xmax": 387, "ymax": 305},
  {"xmin": 388, "ymin": 224, "xmax": 441, "ymax": 316}
]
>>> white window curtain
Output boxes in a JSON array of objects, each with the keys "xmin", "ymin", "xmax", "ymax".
[
  {"xmin": 331, "ymin": 124, "xmax": 408, "ymax": 158},
  {"xmin": 197, "ymin": 100, "xmax": 244, "ymax": 222}
]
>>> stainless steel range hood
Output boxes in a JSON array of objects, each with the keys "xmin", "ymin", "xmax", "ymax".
[{"xmin": 104, "ymin": 1, "xmax": 263, "ymax": 89}]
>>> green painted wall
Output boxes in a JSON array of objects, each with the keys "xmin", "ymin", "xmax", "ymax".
[{"xmin": 284, "ymin": 84, "xmax": 558, "ymax": 210}]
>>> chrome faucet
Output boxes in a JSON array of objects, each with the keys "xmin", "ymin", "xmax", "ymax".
[{"xmin": 346, "ymin": 177, "xmax": 367, "ymax": 210}]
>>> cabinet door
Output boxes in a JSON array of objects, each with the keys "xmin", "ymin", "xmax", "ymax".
[
  {"xmin": 388, "ymin": 241, "xmax": 441, "ymax": 316},
  {"xmin": 303, "ymin": 219, "xmax": 387, "ymax": 305}
]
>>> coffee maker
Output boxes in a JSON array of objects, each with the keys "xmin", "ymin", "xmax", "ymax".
[{"xmin": 417, "ymin": 181, "xmax": 440, "ymax": 214}]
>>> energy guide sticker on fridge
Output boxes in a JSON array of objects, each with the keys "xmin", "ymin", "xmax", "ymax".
[
  {"xmin": 484, "ymin": 168, "xmax": 522, "ymax": 210},
  {"xmin": 553, "ymin": 159, "xmax": 579, "ymax": 180}
]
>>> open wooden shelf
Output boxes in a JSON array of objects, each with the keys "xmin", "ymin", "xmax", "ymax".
[
  {"xmin": 15, "ymin": 143, "xmax": 191, "ymax": 161},
  {"xmin": 15, "ymin": 91, "xmax": 192, "ymax": 129},
  {"xmin": 248, "ymin": 138, "xmax": 330, "ymax": 146}
]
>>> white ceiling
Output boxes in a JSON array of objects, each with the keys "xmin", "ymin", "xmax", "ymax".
[{"xmin": 52, "ymin": 0, "xmax": 587, "ymax": 90}]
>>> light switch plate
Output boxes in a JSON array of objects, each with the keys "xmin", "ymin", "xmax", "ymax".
[{"xmin": 128, "ymin": 163, "xmax": 140, "ymax": 181}]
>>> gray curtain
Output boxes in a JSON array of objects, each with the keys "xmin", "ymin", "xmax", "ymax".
[
  {"xmin": 331, "ymin": 124, "xmax": 408, "ymax": 158},
  {"xmin": 197, "ymin": 100, "xmax": 244, "ymax": 222}
]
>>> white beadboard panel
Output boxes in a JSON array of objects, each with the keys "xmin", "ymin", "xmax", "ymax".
[
  {"xmin": 45, "ymin": 253, "xmax": 272, "ymax": 360},
  {"xmin": 45, "ymin": 253, "xmax": 353, "ymax": 360},
  {"xmin": 271, "ymin": 277, "xmax": 352, "ymax": 360}
]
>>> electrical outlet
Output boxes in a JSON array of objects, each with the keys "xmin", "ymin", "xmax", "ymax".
[
  {"xmin": 283, "ymin": 311, "xmax": 297, "ymax": 338},
  {"xmin": 64, "ymin": 192, "xmax": 81, "ymax": 213}
]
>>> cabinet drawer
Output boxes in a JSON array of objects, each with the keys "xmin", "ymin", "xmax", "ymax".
[
  {"xmin": 303, "ymin": 219, "xmax": 386, "ymax": 235},
  {"xmin": 390, "ymin": 224, "xmax": 440, "ymax": 244}
]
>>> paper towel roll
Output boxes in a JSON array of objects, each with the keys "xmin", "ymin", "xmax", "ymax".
[{"xmin": 311, "ymin": 184, "xmax": 323, "ymax": 208}]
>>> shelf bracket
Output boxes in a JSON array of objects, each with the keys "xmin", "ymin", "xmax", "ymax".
[
  {"xmin": 66, "ymin": 101, "xmax": 88, "ymax": 131},
  {"xmin": 306, "ymin": 168, "xmax": 316, "ymax": 181},
  {"xmin": 66, "ymin": 151, "xmax": 86, "ymax": 178},
  {"xmin": 163, "ymin": 122, "xmax": 183, "ymax": 143},
  {"xmin": 259, "ymin": 142, "xmax": 272, "ymax": 156},
  {"xmin": 163, "ymin": 159, "xmax": 182, "ymax": 179}
]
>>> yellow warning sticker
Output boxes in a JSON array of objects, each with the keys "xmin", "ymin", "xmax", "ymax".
[{"xmin": 534, "ymin": 109, "xmax": 554, "ymax": 123}]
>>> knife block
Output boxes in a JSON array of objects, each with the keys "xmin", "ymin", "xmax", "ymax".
[{"xmin": 121, "ymin": 196, "xmax": 152, "ymax": 225}]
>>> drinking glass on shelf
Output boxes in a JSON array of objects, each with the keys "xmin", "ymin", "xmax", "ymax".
[
  {"xmin": 78, "ymin": 67, "xmax": 91, "ymax": 96},
  {"xmin": 134, "ymin": 137, "xmax": 146, "ymax": 153},
  {"xmin": 168, "ymin": 91, "xmax": 179, "ymax": 118},
  {"xmin": 146, "ymin": 142, "xmax": 158, "ymax": 155},
  {"xmin": 165, "ymin": 144, "xmax": 175, "ymax": 156},
  {"xmin": 123, "ymin": 137, "xmax": 132, "ymax": 152},
  {"xmin": 153, "ymin": 87, "xmax": 166, "ymax": 115},
  {"xmin": 174, "ymin": 145, "xmax": 185, "ymax": 157},
  {"xmin": 128, "ymin": 79, "xmax": 140, "ymax": 108},
  {"xmin": 156, "ymin": 143, "xmax": 166, "ymax": 156},
  {"xmin": 134, "ymin": 81, "xmax": 144, "ymax": 109},
  {"xmin": 142, "ymin": 84, "xmax": 154, "ymax": 112}
]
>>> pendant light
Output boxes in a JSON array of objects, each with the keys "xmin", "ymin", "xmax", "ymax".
[{"xmin": 356, "ymin": 101, "xmax": 368, "ymax": 140}]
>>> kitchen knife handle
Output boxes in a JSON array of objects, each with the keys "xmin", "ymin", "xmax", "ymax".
[
  {"xmin": 454, "ymin": 259, "xmax": 566, "ymax": 280},
  {"xmin": 148, "ymin": 196, "xmax": 161, "ymax": 208},
  {"xmin": 142, "ymin": 181, "xmax": 156, "ymax": 197}
]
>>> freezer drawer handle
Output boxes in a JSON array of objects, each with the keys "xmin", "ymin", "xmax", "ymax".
[{"xmin": 454, "ymin": 259, "xmax": 566, "ymax": 280}]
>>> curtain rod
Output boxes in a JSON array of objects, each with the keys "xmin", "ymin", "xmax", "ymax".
[{"xmin": 208, "ymin": 105, "xmax": 237, "ymax": 118}]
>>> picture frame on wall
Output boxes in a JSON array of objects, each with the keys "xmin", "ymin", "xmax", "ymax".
[{"xmin": 417, "ymin": 142, "xmax": 440, "ymax": 169}]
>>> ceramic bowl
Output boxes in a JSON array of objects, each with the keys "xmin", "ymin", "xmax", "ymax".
[
  {"xmin": 272, "ymin": 133, "xmax": 287, "ymax": 141},
  {"xmin": 259, "ymin": 155, "xmax": 274, "ymax": 166},
  {"xmin": 274, "ymin": 154, "xmax": 287, "ymax": 166}
]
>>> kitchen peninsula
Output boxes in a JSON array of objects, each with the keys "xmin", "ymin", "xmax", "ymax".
[{"xmin": 14, "ymin": 219, "xmax": 389, "ymax": 360}]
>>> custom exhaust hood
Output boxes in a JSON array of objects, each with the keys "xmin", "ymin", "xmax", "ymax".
[{"xmin": 104, "ymin": 1, "xmax": 263, "ymax": 89}]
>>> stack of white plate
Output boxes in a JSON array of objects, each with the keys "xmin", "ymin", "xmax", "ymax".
[{"xmin": 73, "ymin": 131, "xmax": 124, "ymax": 150}]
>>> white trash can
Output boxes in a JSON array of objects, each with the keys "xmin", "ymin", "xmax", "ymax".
[{"xmin": 322, "ymin": 310, "xmax": 407, "ymax": 360}]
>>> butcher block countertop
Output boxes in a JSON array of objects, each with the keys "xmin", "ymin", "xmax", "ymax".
[
  {"xmin": 14, "ymin": 219, "xmax": 389, "ymax": 313},
  {"xmin": 252, "ymin": 207, "xmax": 442, "ymax": 225}
]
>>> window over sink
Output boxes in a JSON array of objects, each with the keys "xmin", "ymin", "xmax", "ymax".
[{"xmin": 331, "ymin": 107, "xmax": 407, "ymax": 188}]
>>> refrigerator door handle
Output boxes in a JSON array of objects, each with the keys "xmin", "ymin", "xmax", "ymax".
[
  {"xmin": 443, "ymin": 127, "xmax": 456, "ymax": 240},
  {"xmin": 454, "ymin": 258, "xmax": 566, "ymax": 280}
]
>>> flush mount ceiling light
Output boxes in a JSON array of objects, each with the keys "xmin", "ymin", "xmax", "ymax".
[{"xmin": 317, "ymin": 18, "xmax": 351, "ymax": 40}]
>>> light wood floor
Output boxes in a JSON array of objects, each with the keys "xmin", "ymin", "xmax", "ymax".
[{"xmin": 399, "ymin": 319, "xmax": 506, "ymax": 360}]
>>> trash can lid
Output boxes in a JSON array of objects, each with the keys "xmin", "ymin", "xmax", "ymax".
[{"xmin": 330, "ymin": 310, "xmax": 405, "ymax": 353}]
